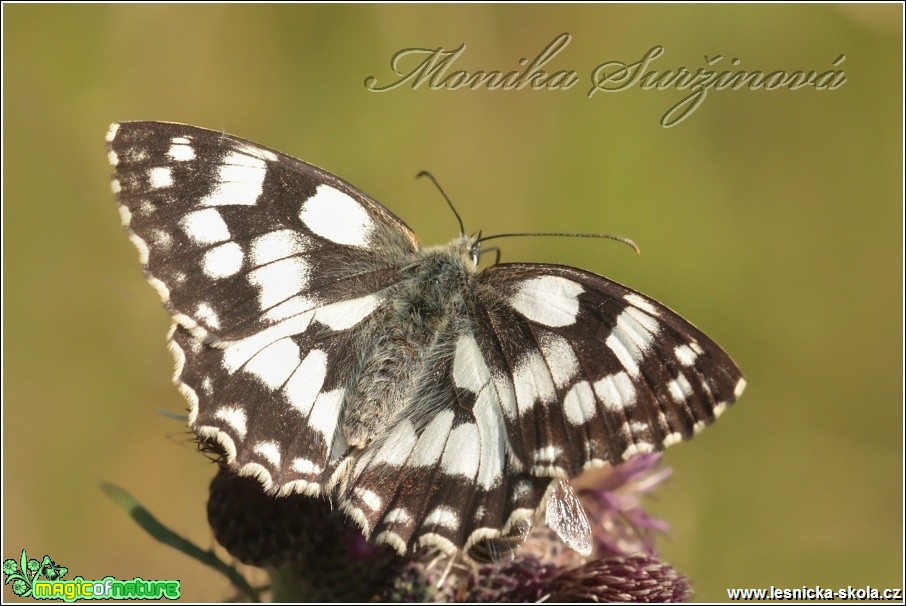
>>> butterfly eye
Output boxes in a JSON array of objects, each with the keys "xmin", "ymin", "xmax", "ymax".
[{"xmin": 470, "ymin": 245, "xmax": 481, "ymax": 266}]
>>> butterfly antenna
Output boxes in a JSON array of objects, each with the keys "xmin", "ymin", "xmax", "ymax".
[
  {"xmin": 417, "ymin": 171, "xmax": 466, "ymax": 236},
  {"xmin": 476, "ymin": 232, "xmax": 641, "ymax": 254}
]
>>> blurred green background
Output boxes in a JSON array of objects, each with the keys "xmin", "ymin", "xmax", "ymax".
[{"xmin": 4, "ymin": 4, "xmax": 902, "ymax": 602}]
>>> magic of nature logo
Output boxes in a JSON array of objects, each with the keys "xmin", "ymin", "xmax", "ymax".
[{"xmin": 3, "ymin": 549, "xmax": 179, "ymax": 602}]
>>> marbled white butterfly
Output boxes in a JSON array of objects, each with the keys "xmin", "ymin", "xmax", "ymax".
[{"xmin": 106, "ymin": 121, "xmax": 745, "ymax": 559}]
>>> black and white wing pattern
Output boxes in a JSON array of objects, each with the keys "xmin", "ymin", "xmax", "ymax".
[
  {"xmin": 107, "ymin": 121, "xmax": 418, "ymax": 496},
  {"xmin": 108, "ymin": 121, "xmax": 745, "ymax": 560},
  {"xmin": 336, "ymin": 263, "xmax": 745, "ymax": 555},
  {"xmin": 472, "ymin": 264, "xmax": 746, "ymax": 473}
]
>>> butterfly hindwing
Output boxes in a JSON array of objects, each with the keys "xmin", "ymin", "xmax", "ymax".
[
  {"xmin": 336, "ymin": 323, "xmax": 552, "ymax": 554},
  {"xmin": 476, "ymin": 262, "xmax": 746, "ymax": 474}
]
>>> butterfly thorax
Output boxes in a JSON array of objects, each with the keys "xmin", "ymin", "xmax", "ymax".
[{"xmin": 340, "ymin": 236, "xmax": 480, "ymax": 449}]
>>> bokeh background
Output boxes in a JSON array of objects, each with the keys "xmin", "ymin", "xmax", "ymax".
[{"xmin": 4, "ymin": 4, "xmax": 902, "ymax": 602}]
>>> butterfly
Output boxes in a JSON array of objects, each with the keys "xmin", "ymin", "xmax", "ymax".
[{"xmin": 106, "ymin": 121, "xmax": 745, "ymax": 559}]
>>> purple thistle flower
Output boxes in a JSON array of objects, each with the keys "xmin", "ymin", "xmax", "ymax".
[
  {"xmin": 204, "ymin": 454, "xmax": 691, "ymax": 601},
  {"xmin": 577, "ymin": 453, "xmax": 672, "ymax": 557},
  {"xmin": 464, "ymin": 553, "xmax": 690, "ymax": 602}
]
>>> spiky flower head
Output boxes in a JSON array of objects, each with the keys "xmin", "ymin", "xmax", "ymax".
[
  {"xmin": 205, "ymin": 454, "xmax": 690, "ymax": 602},
  {"xmin": 577, "ymin": 452, "xmax": 672, "ymax": 556}
]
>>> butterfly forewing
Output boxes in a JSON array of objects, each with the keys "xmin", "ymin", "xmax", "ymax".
[
  {"xmin": 108, "ymin": 121, "xmax": 418, "ymax": 494},
  {"xmin": 107, "ymin": 122, "xmax": 418, "ymax": 343}
]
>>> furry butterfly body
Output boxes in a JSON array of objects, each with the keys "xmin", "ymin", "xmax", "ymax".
[{"xmin": 106, "ymin": 121, "xmax": 745, "ymax": 557}]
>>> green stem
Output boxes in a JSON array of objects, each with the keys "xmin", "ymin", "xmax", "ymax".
[
  {"xmin": 267, "ymin": 564, "xmax": 316, "ymax": 602},
  {"xmin": 100, "ymin": 483, "xmax": 261, "ymax": 602}
]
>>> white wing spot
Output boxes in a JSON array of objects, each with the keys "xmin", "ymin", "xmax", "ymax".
[
  {"xmin": 622, "ymin": 442, "xmax": 655, "ymax": 460},
  {"xmin": 118, "ymin": 205, "xmax": 131, "ymax": 227},
  {"xmin": 250, "ymin": 229, "xmax": 309, "ymax": 266},
  {"xmin": 539, "ymin": 333, "xmax": 579, "ymax": 389},
  {"xmin": 245, "ymin": 337, "xmax": 300, "ymax": 389},
  {"xmin": 214, "ymin": 406, "xmax": 247, "ymax": 439},
  {"xmin": 593, "ymin": 371, "xmax": 637, "ymax": 411},
  {"xmin": 202, "ymin": 242, "xmax": 244, "ymax": 279},
  {"xmin": 292, "ymin": 458, "xmax": 322, "ymax": 475},
  {"xmin": 354, "ymin": 488, "xmax": 382, "ymax": 511},
  {"xmin": 149, "ymin": 166, "xmax": 173, "ymax": 189},
  {"xmin": 129, "ymin": 234, "xmax": 150, "ymax": 265},
  {"xmin": 674, "ymin": 344, "xmax": 699, "ymax": 367},
  {"xmin": 512, "ymin": 479, "xmax": 533, "ymax": 502},
  {"xmin": 254, "ymin": 441, "xmax": 282, "ymax": 467},
  {"xmin": 563, "ymin": 380, "xmax": 597, "ymax": 424},
  {"xmin": 474, "ymin": 389, "xmax": 506, "ymax": 489},
  {"xmin": 313, "ymin": 294, "xmax": 381, "ymax": 331},
  {"xmin": 713, "ymin": 402, "xmax": 728, "ymax": 418},
  {"xmin": 299, "ymin": 185, "xmax": 375, "ymax": 247},
  {"xmin": 513, "ymin": 350, "xmax": 557, "ymax": 415},
  {"xmin": 605, "ymin": 306, "xmax": 660, "ymax": 377},
  {"xmin": 201, "ymin": 151, "xmax": 267, "ymax": 206},
  {"xmin": 180, "ymin": 208, "xmax": 231, "ymax": 246},
  {"xmin": 624, "ymin": 293, "xmax": 661, "ymax": 316},
  {"xmin": 308, "ymin": 388, "xmax": 345, "ymax": 440},
  {"xmin": 195, "ymin": 303, "xmax": 220, "ymax": 329},
  {"xmin": 453, "ymin": 333, "xmax": 490, "ymax": 393},
  {"xmin": 605, "ymin": 333, "xmax": 638, "ymax": 376},
  {"xmin": 105, "ymin": 123, "xmax": 120, "ymax": 143},
  {"xmin": 284, "ymin": 349, "xmax": 328, "ymax": 414},
  {"xmin": 138, "ymin": 201, "xmax": 155, "ymax": 216},
  {"xmin": 667, "ymin": 374, "xmax": 694, "ymax": 404},
  {"xmin": 734, "ymin": 377, "xmax": 747, "ymax": 399},
  {"xmin": 424, "ymin": 507, "xmax": 459, "ymax": 530},
  {"xmin": 409, "ymin": 410, "xmax": 454, "ymax": 467},
  {"xmin": 149, "ymin": 229, "xmax": 173, "ymax": 250},
  {"xmin": 248, "ymin": 257, "xmax": 310, "ymax": 310},
  {"xmin": 383, "ymin": 508, "xmax": 412, "ymax": 525},
  {"xmin": 264, "ymin": 295, "xmax": 318, "ymax": 322},
  {"xmin": 372, "ymin": 420, "xmax": 419, "ymax": 467},
  {"xmin": 509, "ymin": 275, "xmax": 584, "ymax": 327},
  {"xmin": 110, "ymin": 179, "xmax": 121, "ymax": 194},
  {"xmin": 221, "ymin": 313, "xmax": 314, "ymax": 373},
  {"xmin": 492, "ymin": 372, "xmax": 518, "ymax": 420},
  {"xmin": 663, "ymin": 432, "xmax": 683, "ymax": 447},
  {"xmin": 148, "ymin": 276, "xmax": 171, "ymax": 301},
  {"xmin": 107, "ymin": 150, "xmax": 119, "ymax": 166},
  {"xmin": 621, "ymin": 421, "xmax": 650, "ymax": 439},
  {"xmin": 440, "ymin": 423, "xmax": 480, "ymax": 478},
  {"xmin": 533, "ymin": 445, "xmax": 562, "ymax": 462},
  {"xmin": 168, "ymin": 139, "xmax": 196, "ymax": 161}
]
